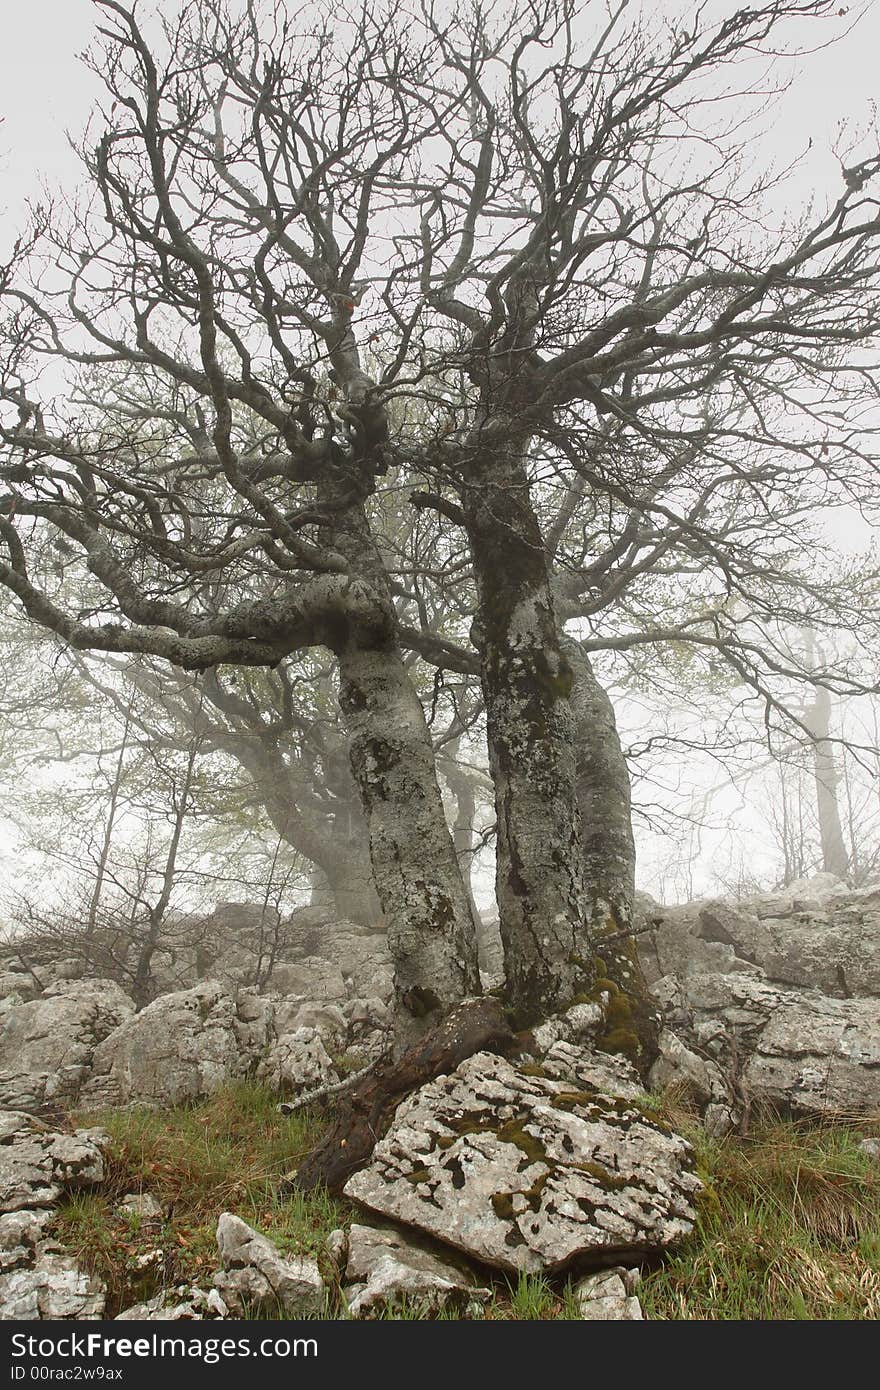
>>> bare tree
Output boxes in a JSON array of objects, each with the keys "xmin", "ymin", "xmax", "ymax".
[{"xmin": 1, "ymin": 0, "xmax": 880, "ymax": 1083}]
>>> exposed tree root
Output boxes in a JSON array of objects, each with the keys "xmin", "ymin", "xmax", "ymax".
[{"xmin": 293, "ymin": 996, "xmax": 515, "ymax": 1194}]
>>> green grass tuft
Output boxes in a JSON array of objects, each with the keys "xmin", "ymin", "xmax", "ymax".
[
  {"xmin": 639, "ymin": 1105, "xmax": 880, "ymax": 1320},
  {"xmin": 57, "ymin": 1082, "xmax": 346, "ymax": 1316}
]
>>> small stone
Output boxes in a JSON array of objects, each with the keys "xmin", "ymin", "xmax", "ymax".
[
  {"xmin": 325, "ymin": 1227, "xmax": 348, "ymax": 1271},
  {"xmin": 133, "ymin": 1249, "xmax": 163, "ymax": 1271},
  {"xmin": 205, "ymin": 1287, "xmax": 228, "ymax": 1317},
  {"xmin": 858, "ymin": 1137, "xmax": 880, "ymax": 1161},
  {"xmin": 574, "ymin": 1268, "xmax": 644, "ymax": 1320},
  {"xmin": 116, "ymin": 1292, "xmax": 202, "ymax": 1321},
  {"xmin": 214, "ymin": 1213, "xmax": 324, "ymax": 1316},
  {"xmin": 118, "ymin": 1192, "xmax": 164, "ymax": 1221},
  {"xmin": 343, "ymin": 1224, "xmax": 491, "ymax": 1320}
]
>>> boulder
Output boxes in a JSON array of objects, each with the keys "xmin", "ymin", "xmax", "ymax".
[
  {"xmin": 652, "ymin": 971, "xmax": 880, "ymax": 1120},
  {"xmin": 0, "ymin": 1111, "xmax": 107, "ymax": 1212},
  {"xmin": 0, "ymin": 1250, "xmax": 105, "ymax": 1320},
  {"xmin": 0, "ymin": 979, "xmax": 134, "ymax": 1111},
  {"xmin": 273, "ymin": 1000, "xmax": 348, "ymax": 1042},
  {"xmin": 264, "ymin": 959, "xmax": 348, "ymax": 1003},
  {"xmin": 0, "ymin": 1210, "xmax": 52, "ymax": 1272},
  {"xmin": 281, "ymin": 909, "xmax": 394, "ymax": 997},
  {"xmin": 0, "ymin": 970, "xmax": 41, "ymax": 1004},
  {"xmin": 213, "ymin": 1213, "xmax": 324, "ymax": 1317},
  {"xmin": 344, "ymin": 1049, "xmax": 701, "ymax": 1275},
  {"xmin": 257, "ymin": 1027, "xmax": 339, "ymax": 1097},
  {"xmin": 79, "ymin": 982, "xmax": 262, "ymax": 1108},
  {"xmin": 342, "ymin": 1223, "xmax": 492, "ymax": 1319},
  {"xmin": 639, "ymin": 875, "xmax": 880, "ymax": 1000}
]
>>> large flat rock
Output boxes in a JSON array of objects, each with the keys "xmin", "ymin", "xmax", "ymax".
[{"xmin": 344, "ymin": 1050, "xmax": 701, "ymax": 1275}]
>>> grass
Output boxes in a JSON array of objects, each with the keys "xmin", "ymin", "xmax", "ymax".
[
  {"xmin": 58, "ymin": 1082, "xmax": 346, "ymax": 1316},
  {"xmin": 639, "ymin": 1098, "xmax": 880, "ymax": 1320},
  {"xmin": 56, "ymin": 1081, "xmax": 880, "ymax": 1320}
]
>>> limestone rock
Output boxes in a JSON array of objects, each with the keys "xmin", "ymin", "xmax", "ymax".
[
  {"xmin": 540, "ymin": 1041, "xmax": 644, "ymax": 1100},
  {"xmin": 0, "ymin": 971, "xmax": 41, "ymax": 1004},
  {"xmin": 0, "ymin": 1112, "xmax": 106, "ymax": 1211},
  {"xmin": 344, "ymin": 1050, "xmax": 701, "ymax": 1275},
  {"xmin": 265, "ymin": 959, "xmax": 348, "ymax": 1003},
  {"xmin": 0, "ymin": 1251, "xmax": 105, "ymax": 1319},
  {"xmin": 116, "ymin": 1286, "xmax": 227, "ymax": 1320},
  {"xmin": 639, "ymin": 876, "xmax": 880, "ymax": 999},
  {"xmin": 281, "ymin": 911, "xmax": 395, "ymax": 998},
  {"xmin": 257, "ymin": 1027, "xmax": 339, "ymax": 1097},
  {"xmin": 573, "ymin": 1267, "xmax": 643, "ymax": 1320},
  {"xmin": 274, "ymin": 1000, "xmax": 348, "ymax": 1043},
  {"xmin": 0, "ymin": 1210, "xmax": 52, "ymax": 1272},
  {"xmin": 652, "ymin": 971, "xmax": 880, "ymax": 1118},
  {"xmin": 343, "ymin": 1223, "xmax": 492, "ymax": 1319},
  {"xmin": 325, "ymin": 1227, "xmax": 348, "ymax": 1272},
  {"xmin": 117, "ymin": 1192, "xmax": 163, "ymax": 1222},
  {"xmin": 214, "ymin": 1213, "xmax": 324, "ymax": 1316},
  {"xmin": 79, "ymin": 982, "xmax": 260, "ymax": 1108},
  {"xmin": 343, "ymin": 997, "xmax": 391, "ymax": 1031},
  {"xmin": 0, "ymin": 979, "xmax": 134, "ymax": 1111}
]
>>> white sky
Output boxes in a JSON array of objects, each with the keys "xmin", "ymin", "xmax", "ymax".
[
  {"xmin": 1, "ymin": 1, "xmax": 879, "ymax": 903},
  {"xmin": 1, "ymin": 1, "xmax": 879, "ymax": 241}
]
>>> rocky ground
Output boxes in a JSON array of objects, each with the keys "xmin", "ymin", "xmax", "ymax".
[{"xmin": 0, "ymin": 873, "xmax": 878, "ymax": 1320}]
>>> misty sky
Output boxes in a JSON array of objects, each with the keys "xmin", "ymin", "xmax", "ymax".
[{"xmin": 2, "ymin": 1, "xmax": 879, "ymax": 246}]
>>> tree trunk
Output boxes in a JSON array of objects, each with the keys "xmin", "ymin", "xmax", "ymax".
[
  {"xmin": 462, "ymin": 445, "xmax": 593, "ymax": 1027},
  {"xmin": 441, "ymin": 743, "xmax": 481, "ymax": 917},
  {"xmin": 308, "ymin": 859, "xmax": 382, "ymax": 927},
  {"xmin": 803, "ymin": 685, "xmax": 849, "ymax": 880},
  {"xmin": 337, "ymin": 633, "xmax": 481, "ymax": 1035},
  {"xmin": 198, "ymin": 675, "xmax": 384, "ymax": 928},
  {"xmin": 564, "ymin": 638, "xmax": 659, "ymax": 1064}
]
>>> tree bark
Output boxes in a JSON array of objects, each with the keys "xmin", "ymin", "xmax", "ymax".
[
  {"xmin": 462, "ymin": 442, "xmax": 593, "ymax": 1027},
  {"xmin": 564, "ymin": 638, "xmax": 659, "ymax": 1065},
  {"xmin": 441, "ymin": 742, "xmax": 481, "ymax": 916},
  {"xmin": 337, "ymin": 633, "xmax": 481, "ymax": 1034},
  {"xmin": 320, "ymin": 478, "xmax": 481, "ymax": 1038},
  {"xmin": 803, "ymin": 684, "xmax": 849, "ymax": 880}
]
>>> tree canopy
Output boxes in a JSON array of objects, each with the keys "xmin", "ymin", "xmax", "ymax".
[{"xmin": 1, "ymin": 0, "xmax": 879, "ymax": 1052}]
